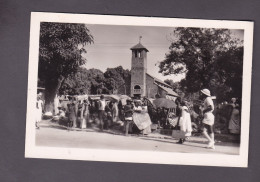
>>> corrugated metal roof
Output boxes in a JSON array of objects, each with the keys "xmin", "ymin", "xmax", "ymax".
[
  {"xmin": 146, "ymin": 73, "xmax": 172, "ymax": 88},
  {"xmin": 156, "ymin": 84, "xmax": 179, "ymax": 97}
]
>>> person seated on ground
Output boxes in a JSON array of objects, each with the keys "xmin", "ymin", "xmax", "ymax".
[
  {"xmin": 54, "ymin": 107, "xmax": 67, "ymax": 125},
  {"xmin": 58, "ymin": 107, "xmax": 66, "ymax": 118},
  {"xmin": 124, "ymin": 99, "xmax": 134, "ymax": 135}
]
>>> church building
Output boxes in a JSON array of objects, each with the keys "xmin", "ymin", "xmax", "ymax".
[{"xmin": 130, "ymin": 39, "xmax": 179, "ymax": 100}]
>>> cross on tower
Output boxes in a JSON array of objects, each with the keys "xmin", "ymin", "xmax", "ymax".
[{"xmin": 139, "ymin": 36, "xmax": 142, "ymax": 43}]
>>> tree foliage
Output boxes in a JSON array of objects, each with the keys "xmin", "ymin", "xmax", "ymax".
[
  {"xmin": 104, "ymin": 66, "xmax": 131, "ymax": 95},
  {"xmin": 159, "ymin": 27, "xmax": 243, "ymax": 102},
  {"xmin": 59, "ymin": 66, "xmax": 131, "ymax": 95},
  {"xmin": 39, "ymin": 22, "xmax": 94, "ymax": 80},
  {"xmin": 38, "ymin": 22, "xmax": 93, "ymax": 111}
]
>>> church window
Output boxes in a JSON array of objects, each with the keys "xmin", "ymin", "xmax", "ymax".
[
  {"xmin": 138, "ymin": 51, "xmax": 141, "ymax": 58},
  {"xmin": 134, "ymin": 85, "xmax": 141, "ymax": 89},
  {"xmin": 134, "ymin": 50, "xmax": 142, "ymax": 58},
  {"xmin": 134, "ymin": 50, "xmax": 138, "ymax": 58}
]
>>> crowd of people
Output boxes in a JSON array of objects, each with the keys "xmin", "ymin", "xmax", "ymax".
[{"xmin": 35, "ymin": 88, "xmax": 241, "ymax": 149}]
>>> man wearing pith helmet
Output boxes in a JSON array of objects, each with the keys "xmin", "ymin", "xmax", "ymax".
[{"xmin": 200, "ymin": 88, "xmax": 215, "ymax": 149}]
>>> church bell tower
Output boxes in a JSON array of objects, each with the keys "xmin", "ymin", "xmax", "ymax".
[{"xmin": 130, "ymin": 37, "xmax": 149, "ymax": 98}]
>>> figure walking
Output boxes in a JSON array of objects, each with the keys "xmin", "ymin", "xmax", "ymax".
[{"xmin": 200, "ymin": 89, "xmax": 215, "ymax": 149}]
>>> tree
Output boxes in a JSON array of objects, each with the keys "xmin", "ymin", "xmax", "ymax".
[
  {"xmin": 164, "ymin": 79, "xmax": 185, "ymax": 98},
  {"xmin": 59, "ymin": 68, "xmax": 105, "ymax": 95},
  {"xmin": 159, "ymin": 27, "xmax": 243, "ymax": 102},
  {"xmin": 87, "ymin": 69, "xmax": 106, "ymax": 94},
  {"xmin": 59, "ymin": 66, "xmax": 131, "ymax": 96},
  {"xmin": 104, "ymin": 66, "xmax": 131, "ymax": 95},
  {"xmin": 59, "ymin": 68, "xmax": 91, "ymax": 95},
  {"xmin": 38, "ymin": 22, "xmax": 93, "ymax": 112},
  {"xmin": 214, "ymin": 46, "xmax": 243, "ymax": 100}
]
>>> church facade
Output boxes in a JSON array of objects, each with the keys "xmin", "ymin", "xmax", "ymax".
[{"xmin": 130, "ymin": 41, "xmax": 178, "ymax": 100}]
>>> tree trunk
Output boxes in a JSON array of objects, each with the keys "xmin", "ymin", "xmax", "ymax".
[{"xmin": 44, "ymin": 76, "xmax": 64, "ymax": 114}]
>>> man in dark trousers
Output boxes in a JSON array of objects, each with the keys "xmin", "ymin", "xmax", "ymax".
[{"xmin": 124, "ymin": 99, "xmax": 134, "ymax": 136}]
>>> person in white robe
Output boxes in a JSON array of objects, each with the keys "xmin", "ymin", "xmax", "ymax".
[
  {"xmin": 177, "ymin": 101, "xmax": 192, "ymax": 144},
  {"xmin": 36, "ymin": 95, "xmax": 43, "ymax": 129}
]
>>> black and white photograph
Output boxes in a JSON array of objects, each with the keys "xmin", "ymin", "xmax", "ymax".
[{"xmin": 25, "ymin": 12, "xmax": 253, "ymax": 167}]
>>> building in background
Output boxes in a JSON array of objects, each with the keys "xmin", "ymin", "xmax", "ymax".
[{"xmin": 130, "ymin": 39, "xmax": 179, "ymax": 100}]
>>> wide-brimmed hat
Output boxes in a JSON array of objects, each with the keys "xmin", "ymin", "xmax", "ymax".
[{"xmin": 200, "ymin": 89, "xmax": 211, "ymax": 96}]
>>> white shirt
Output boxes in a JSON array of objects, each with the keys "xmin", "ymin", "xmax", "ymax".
[
  {"xmin": 99, "ymin": 100, "xmax": 106, "ymax": 110},
  {"xmin": 203, "ymin": 97, "xmax": 214, "ymax": 112},
  {"xmin": 202, "ymin": 97, "xmax": 215, "ymax": 125}
]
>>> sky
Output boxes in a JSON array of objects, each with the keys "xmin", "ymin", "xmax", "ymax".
[{"xmin": 83, "ymin": 24, "xmax": 244, "ymax": 82}]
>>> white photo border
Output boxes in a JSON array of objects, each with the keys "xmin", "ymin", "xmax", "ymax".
[{"xmin": 25, "ymin": 12, "xmax": 254, "ymax": 167}]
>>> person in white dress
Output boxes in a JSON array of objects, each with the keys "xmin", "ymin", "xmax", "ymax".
[
  {"xmin": 132, "ymin": 100, "xmax": 152, "ymax": 135},
  {"xmin": 177, "ymin": 101, "xmax": 192, "ymax": 144},
  {"xmin": 112, "ymin": 101, "xmax": 119, "ymax": 123},
  {"xmin": 80, "ymin": 100, "xmax": 89, "ymax": 129}
]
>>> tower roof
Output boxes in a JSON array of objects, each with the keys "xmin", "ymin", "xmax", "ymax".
[{"xmin": 130, "ymin": 43, "xmax": 149, "ymax": 52}]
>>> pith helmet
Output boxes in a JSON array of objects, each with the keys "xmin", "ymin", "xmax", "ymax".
[{"xmin": 200, "ymin": 89, "xmax": 211, "ymax": 97}]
